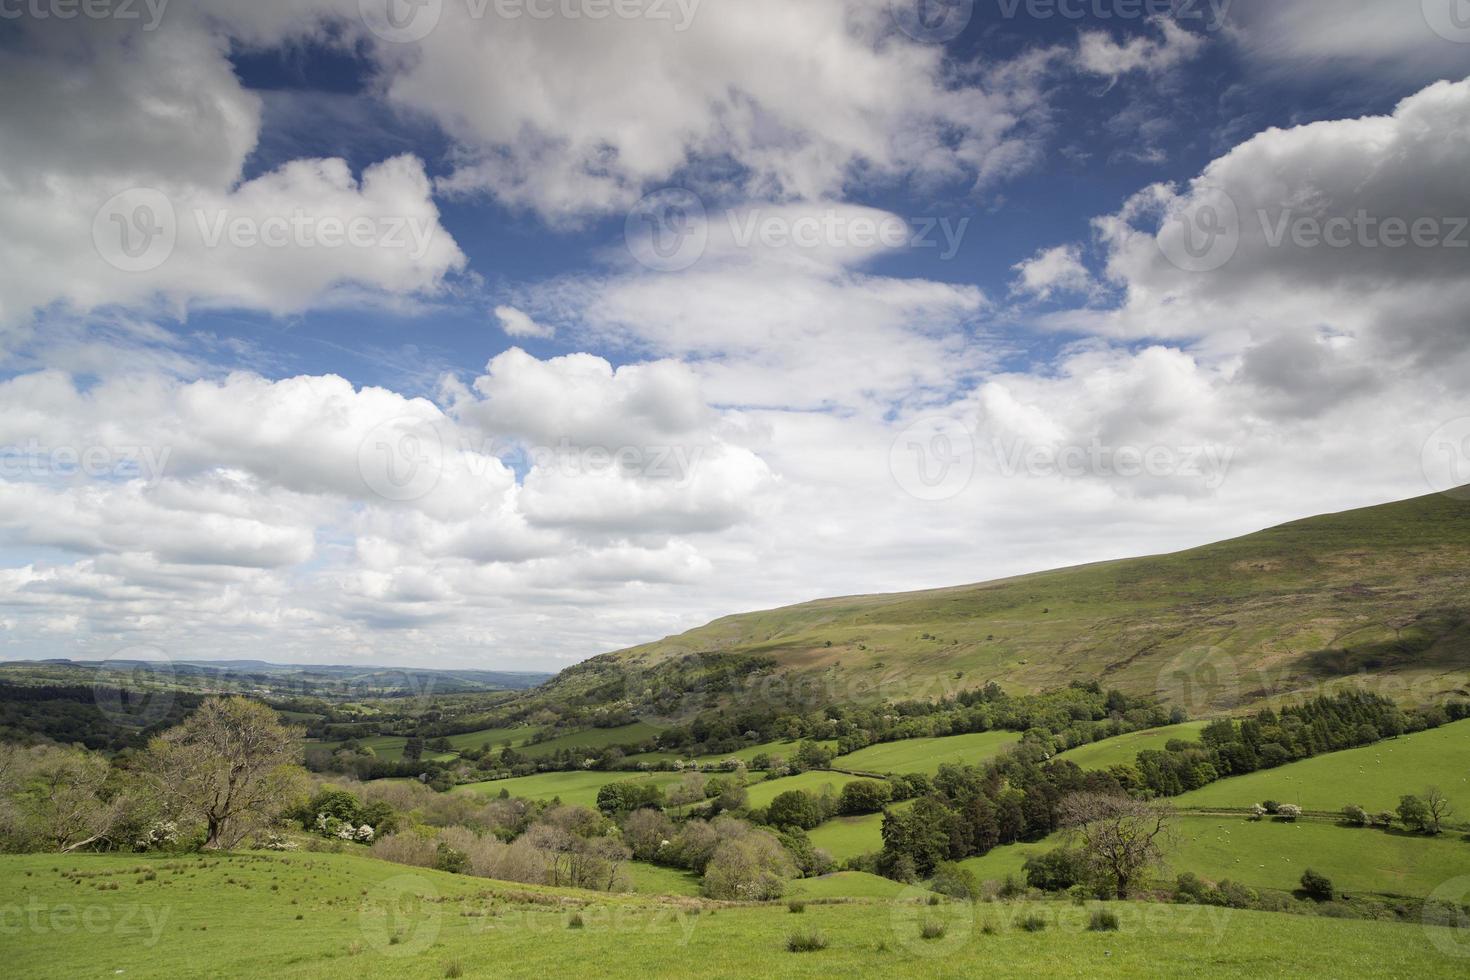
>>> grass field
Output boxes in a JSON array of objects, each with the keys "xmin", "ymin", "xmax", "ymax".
[
  {"xmin": 441, "ymin": 726, "xmax": 541, "ymax": 753},
  {"xmin": 958, "ymin": 813, "xmax": 1470, "ymax": 899},
  {"xmin": 518, "ymin": 722, "xmax": 664, "ymax": 759},
  {"xmin": 622, "ymin": 739, "xmax": 839, "ymax": 769},
  {"xmin": 1176, "ymin": 720, "xmax": 1470, "ymax": 813},
  {"xmin": 743, "ymin": 771, "xmax": 868, "ymax": 810},
  {"xmin": 2, "ymin": 851, "xmax": 1465, "ymax": 978},
  {"xmin": 1059, "ymin": 722, "xmax": 1209, "ymax": 771},
  {"xmin": 625, "ymin": 861, "xmax": 702, "ymax": 897},
  {"xmin": 786, "ymin": 871, "xmax": 918, "ymax": 900},
  {"xmin": 458, "ymin": 770, "xmax": 685, "ymax": 809},
  {"xmin": 808, "ymin": 813, "xmax": 885, "ymax": 862},
  {"xmin": 833, "ymin": 731, "xmax": 1021, "ymax": 776},
  {"xmin": 310, "ymin": 735, "xmax": 457, "ymax": 763}
]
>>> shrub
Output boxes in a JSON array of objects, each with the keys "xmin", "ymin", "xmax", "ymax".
[
  {"xmin": 1276, "ymin": 804, "xmax": 1302, "ymax": 822},
  {"xmin": 1017, "ymin": 914, "xmax": 1047, "ymax": 932},
  {"xmin": 1174, "ymin": 872, "xmax": 1210, "ymax": 904},
  {"xmin": 1300, "ymin": 869, "xmax": 1334, "ymax": 903},
  {"xmin": 837, "ymin": 780, "xmax": 892, "ymax": 816},
  {"xmin": 786, "ymin": 929, "xmax": 828, "ymax": 952},
  {"xmin": 1261, "ymin": 800, "xmax": 1281, "ymax": 815},
  {"xmin": 1023, "ymin": 848, "xmax": 1084, "ymax": 892},
  {"xmin": 1342, "ymin": 805, "xmax": 1369, "ymax": 827},
  {"xmin": 567, "ymin": 912, "xmax": 584, "ymax": 929},
  {"xmin": 787, "ymin": 901, "xmax": 805, "ymax": 914},
  {"xmin": 920, "ymin": 919, "xmax": 947, "ymax": 940},
  {"xmin": 1088, "ymin": 910, "xmax": 1119, "ymax": 932},
  {"xmin": 1213, "ymin": 880, "xmax": 1258, "ymax": 910}
]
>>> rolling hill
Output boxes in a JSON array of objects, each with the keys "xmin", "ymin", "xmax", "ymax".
[{"xmin": 538, "ymin": 488, "xmax": 1470, "ymax": 718}]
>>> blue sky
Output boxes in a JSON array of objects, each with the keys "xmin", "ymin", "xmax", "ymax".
[{"xmin": 1, "ymin": 1, "xmax": 1468, "ymax": 668}]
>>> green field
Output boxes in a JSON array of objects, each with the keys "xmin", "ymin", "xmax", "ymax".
[
  {"xmin": 625, "ymin": 861, "xmax": 702, "ymax": 897},
  {"xmin": 1175, "ymin": 720, "xmax": 1470, "ymax": 813},
  {"xmin": 833, "ymin": 731, "xmax": 1021, "ymax": 776},
  {"xmin": 808, "ymin": 813, "xmax": 886, "ymax": 862},
  {"xmin": 622, "ymin": 739, "xmax": 839, "ymax": 769},
  {"xmin": 311, "ymin": 734, "xmax": 457, "ymax": 763},
  {"xmin": 518, "ymin": 722, "xmax": 664, "ymax": 759},
  {"xmin": 458, "ymin": 770, "xmax": 684, "ymax": 809},
  {"xmin": 1059, "ymin": 722, "xmax": 1209, "ymax": 771},
  {"xmin": 2, "ymin": 851, "xmax": 1465, "ymax": 978},
  {"xmin": 959, "ymin": 813, "xmax": 1470, "ymax": 899},
  {"xmin": 442, "ymin": 725, "xmax": 541, "ymax": 753},
  {"xmin": 744, "ymin": 771, "xmax": 868, "ymax": 810},
  {"xmin": 786, "ymin": 871, "xmax": 918, "ymax": 900}
]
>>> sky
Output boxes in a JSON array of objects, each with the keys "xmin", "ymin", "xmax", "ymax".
[{"xmin": 1, "ymin": 0, "xmax": 1469, "ymax": 671}]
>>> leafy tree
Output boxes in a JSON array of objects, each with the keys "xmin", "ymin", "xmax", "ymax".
[
  {"xmin": 1342, "ymin": 804, "xmax": 1368, "ymax": 827},
  {"xmin": 767, "ymin": 790, "xmax": 823, "ymax": 830},
  {"xmin": 1023, "ymin": 847, "xmax": 1085, "ymax": 892},
  {"xmin": 701, "ymin": 831, "xmax": 794, "ymax": 900},
  {"xmin": 1398, "ymin": 794, "xmax": 1432, "ymax": 833},
  {"xmin": 931, "ymin": 861, "xmax": 981, "ymax": 900},
  {"xmin": 145, "ymin": 697, "xmax": 305, "ymax": 849},
  {"xmin": 837, "ymin": 779, "xmax": 891, "ymax": 815},
  {"xmin": 1299, "ymin": 868, "xmax": 1334, "ymax": 902}
]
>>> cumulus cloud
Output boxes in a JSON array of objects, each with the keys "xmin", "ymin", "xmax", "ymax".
[
  {"xmin": 494, "ymin": 306, "xmax": 555, "ymax": 339},
  {"xmin": 1077, "ymin": 17, "xmax": 1206, "ymax": 81},
  {"xmin": 1012, "ymin": 245, "xmax": 1097, "ymax": 301}
]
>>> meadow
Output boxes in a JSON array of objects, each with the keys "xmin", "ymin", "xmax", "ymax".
[
  {"xmin": 621, "ymin": 738, "xmax": 839, "ymax": 769},
  {"xmin": 458, "ymin": 770, "xmax": 685, "ymax": 809},
  {"xmin": 957, "ymin": 813, "xmax": 1470, "ymax": 899},
  {"xmin": 310, "ymin": 734, "xmax": 457, "ymax": 763},
  {"xmin": 1176, "ymin": 720, "xmax": 1470, "ymax": 813},
  {"xmin": 832, "ymin": 731, "xmax": 1020, "ymax": 776},
  {"xmin": 2, "ymin": 850, "xmax": 1465, "ymax": 978},
  {"xmin": 517, "ymin": 722, "xmax": 664, "ymax": 759},
  {"xmin": 1058, "ymin": 722, "xmax": 1209, "ymax": 771},
  {"xmin": 742, "ymin": 771, "xmax": 868, "ymax": 810}
]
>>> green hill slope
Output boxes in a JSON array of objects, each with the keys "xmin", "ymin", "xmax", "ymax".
[{"xmin": 545, "ymin": 488, "xmax": 1470, "ymax": 716}]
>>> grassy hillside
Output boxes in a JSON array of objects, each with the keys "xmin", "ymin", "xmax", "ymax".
[
  {"xmin": 1058, "ymin": 722, "xmax": 1209, "ymax": 771},
  {"xmin": 3, "ymin": 851, "xmax": 1464, "ymax": 978},
  {"xmin": 458, "ymin": 770, "xmax": 686, "ymax": 809},
  {"xmin": 1177, "ymin": 719, "xmax": 1470, "ymax": 812},
  {"xmin": 546, "ymin": 489, "xmax": 1470, "ymax": 715},
  {"xmin": 833, "ymin": 731, "xmax": 1020, "ymax": 776},
  {"xmin": 958, "ymin": 813, "xmax": 1470, "ymax": 900}
]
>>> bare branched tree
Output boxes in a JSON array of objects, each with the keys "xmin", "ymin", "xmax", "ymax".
[
  {"xmin": 1058, "ymin": 792, "xmax": 1175, "ymax": 899},
  {"xmin": 146, "ymin": 697, "xmax": 305, "ymax": 849}
]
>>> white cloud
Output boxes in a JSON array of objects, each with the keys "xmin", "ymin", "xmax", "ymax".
[
  {"xmin": 494, "ymin": 305, "xmax": 555, "ymax": 339},
  {"xmin": 1012, "ymin": 245, "xmax": 1097, "ymax": 300},
  {"xmin": 1224, "ymin": 0, "xmax": 1470, "ymax": 79},
  {"xmin": 1077, "ymin": 18, "xmax": 1205, "ymax": 81}
]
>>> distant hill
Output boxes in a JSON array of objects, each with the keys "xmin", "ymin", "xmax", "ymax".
[
  {"xmin": 539, "ymin": 487, "xmax": 1470, "ymax": 717},
  {"xmin": 0, "ymin": 659, "xmax": 552, "ymax": 696}
]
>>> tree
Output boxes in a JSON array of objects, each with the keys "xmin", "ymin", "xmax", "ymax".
[
  {"xmin": 1398, "ymin": 794, "xmax": 1432, "ymax": 833},
  {"xmin": 1058, "ymin": 792, "xmax": 1174, "ymax": 899},
  {"xmin": 145, "ymin": 697, "xmax": 305, "ymax": 849},
  {"xmin": 6, "ymin": 745, "xmax": 132, "ymax": 851},
  {"xmin": 838, "ymin": 779, "xmax": 891, "ymax": 815},
  {"xmin": 767, "ymin": 790, "xmax": 823, "ymax": 830},
  {"xmin": 1342, "ymin": 804, "xmax": 1368, "ymax": 827},
  {"xmin": 622, "ymin": 808, "xmax": 675, "ymax": 862},
  {"xmin": 1299, "ymin": 868, "xmax": 1334, "ymax": 902},
  {"xmin": 1424, "ymin": 786, "xmax": 1454, "ymax": 835},
  {"xmin": 701, "ymin": 831, "xmax": 794, "ymax": 900}
]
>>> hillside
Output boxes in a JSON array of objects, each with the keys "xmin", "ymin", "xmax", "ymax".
[{"xmin": 542, "ymin": 488, "xmax": 1470, "ymax": 717}]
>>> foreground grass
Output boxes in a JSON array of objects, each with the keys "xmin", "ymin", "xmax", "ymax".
[
  {"xmin": 832, "ymin": 731, "xmax": 1021, "ymax": 776},
  {"xmin": 3, "ymin": 851, "xmax": 1466, "ymax": 978},
  {"xmin": 1177, "ymin": 720, "xmax": 1470, "ymax": 813}
]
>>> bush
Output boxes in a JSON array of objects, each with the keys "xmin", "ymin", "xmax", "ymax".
[
  {"xmin": 1342, "ymin": 805, "xmax": 1369, "ymax": 827},
  {"xmin": 837, "ymin": 780, "xmax": 893, "ymax": 816},
  {"xmin": 1174, "ymin": 872, "xmax": 1210, "ymax": 904},
  {"xmin": 567, "ymin": 912, "xmax": 584, "ymax": 929},
  {"xmin": 1300, "ymin": 869, "xmax": 1334, "ymax": 903},
  {"xmin": 767, "ymin": 791, "xmax": 824, "ymax": 831},
  {"xmin": 1277, "ymin": 804, "xmax": 1302, "ymax": 822},
  {"xmin": 1088, "ymin": 910, "xmax": 1119, "ymax": 932},
  {"xmin": 787, "ymin": 901, "xmax": 805, "ymax": 914},
  {"xmin": 1023, "ymin": 848, "xmax": 1084, "ymax": 892},
  {"xmin": 1261, "ymin": 800, "xmax": 1281, "ymax": 815},
  {"xmin": 920, "ymin": 919, "xmax": 947, "ymax": 940},
  {"xmin": 931, "ymin": 862, "xmax": 981, "ymax": 901},
  {"xmin": 786, "ymin": 929, "xmax": 828, "ymax": 952},
  {"xmin": 1017, "ymin": 914, "xmax": 1047, "ymax": 932}
]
